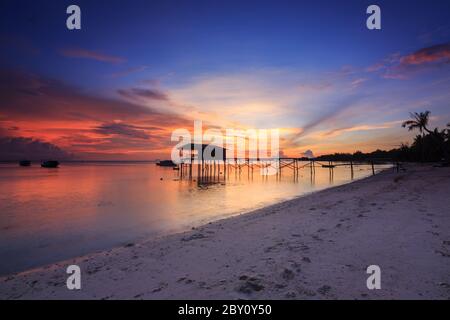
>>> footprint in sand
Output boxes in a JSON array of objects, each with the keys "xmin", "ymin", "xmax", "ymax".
[
  {"xmin": 289, "ymin": 261, "xmax": 302, "ymax": 272},
  {"xmin": 236, "ymin": 276, "xmax": 265, "ymax": 294},
  {"xmin": 317, "ymin": 285, "xmax": 332, "ymax": 295},
  {"xmin": 297, "ymin": 286, "xmax": 316, "ymax": 297},
  {"xmin": 285, "ymin": 291, "xmax": 297, "ymax": 298},
  {"xmin": 151, "ymin": 282, "xmax": 168, "ymax": 293},
  {"xmin": 181, "ymin": 233, "xmax": 206, "ymax": 241},
  {"xmin": 435, "ymin": 250, "xmax": 450, "ymax": 258},
  {"xmin": 281, "ymin": 268, "xmax": 295, "ymax": 280}
]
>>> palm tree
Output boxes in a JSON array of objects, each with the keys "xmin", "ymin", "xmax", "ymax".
[{"xmin": 402, "ymin": 111, "xmax": 433, "ymax": 136}]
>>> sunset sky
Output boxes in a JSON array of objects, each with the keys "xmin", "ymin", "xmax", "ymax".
[{"xmin": 1, "ymin": 0, "xmax": 450, "ymax": 160}]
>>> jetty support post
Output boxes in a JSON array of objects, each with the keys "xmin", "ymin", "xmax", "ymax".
[{"xmin": 350, "ymin": 160, "xmax": 354, "ymax": 179}]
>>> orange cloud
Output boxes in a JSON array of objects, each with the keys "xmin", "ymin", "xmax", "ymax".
[
  {"xmin": 0, "ymin": 69, "xmax": 191, "ymax": 160},
  {"xmin": 400, "ymin": 43, "xmax": 450, "ymax": 65},
  {"xmin": 368, "ymin": 43, "xmax": 450, "ymax": 79}
]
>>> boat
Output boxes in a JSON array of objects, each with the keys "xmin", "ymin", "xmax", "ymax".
[
  {"xmin": 156, "ymin": 160, "xmax": 177, "ymax": 167},
  {"xmin": 19, "ymin": 160, "xmax": 31, "ymax": 167},
  {"xmin": 41, "ymin": 160, "xmax": 60, "ymax": 168}
]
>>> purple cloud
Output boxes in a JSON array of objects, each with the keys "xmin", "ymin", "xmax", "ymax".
[
  {"xmin": 0, "ymin": 136, "xmax": 71, "ymax": 161},
  {"xmin": 60, "ymin": 48, "xmax": 125, "ymax": 64},
  {"xmin": 94, "ymin": 122, "xmax": 150, "ymax": 139},
  {"xmin": 117, "ymin": 88, "xmax": 169, "ymax": 101}
]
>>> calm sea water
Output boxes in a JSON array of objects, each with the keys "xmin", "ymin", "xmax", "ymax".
[{"xmin": 0, "ymin": 161, "xmax": 389, "ymax": 275}]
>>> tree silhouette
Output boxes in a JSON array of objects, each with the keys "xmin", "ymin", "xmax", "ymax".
[{"xmin": 402, "ymin": 111, "xmax": 432, "ymax": 136}]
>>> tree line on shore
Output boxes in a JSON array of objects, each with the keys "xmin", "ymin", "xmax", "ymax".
[{"xmin": 313, "ymin": 111, "xmax": 450, "ymax": 163}]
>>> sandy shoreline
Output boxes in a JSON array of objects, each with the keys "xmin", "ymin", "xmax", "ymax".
[{"xmin": 1, "ymin": 164, "xmax": 449, "ymax": 299}]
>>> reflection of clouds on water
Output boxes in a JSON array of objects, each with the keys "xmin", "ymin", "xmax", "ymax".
[{"xmin": 0, "ymin": 162, "xmax": 389, "ymax": 275}]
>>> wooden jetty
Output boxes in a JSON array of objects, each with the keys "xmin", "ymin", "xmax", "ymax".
[{"xmin": 174, "ymin": 146, "xmax": 399, "ymax": 184}]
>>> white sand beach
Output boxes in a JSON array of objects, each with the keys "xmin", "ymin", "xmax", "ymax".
[{"xmin": 0, "ymin": 164, "xmax": 449, "ymax": 300}]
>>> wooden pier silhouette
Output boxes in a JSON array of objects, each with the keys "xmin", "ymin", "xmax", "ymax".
[
  {"xmin": 175, "ymin": 143, "xmax": 400, "ymax": 183},
  {"xmin": 177, "ymin": 156, "xmax": 399, "ymax": 184}
]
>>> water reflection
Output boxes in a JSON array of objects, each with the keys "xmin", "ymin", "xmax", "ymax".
[{"xmin": 0, "ymin": 161, "xmax": 390, "ymax": 275}]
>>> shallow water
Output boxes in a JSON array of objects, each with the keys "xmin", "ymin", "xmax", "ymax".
[{"xmin": 0, "ymin": 161, "xmax": 390, "ymax": 275}]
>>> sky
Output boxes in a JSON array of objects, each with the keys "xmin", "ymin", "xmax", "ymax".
[{"xmin": 1, "ymin": 0, "xmax": 450, "ymax": 160}]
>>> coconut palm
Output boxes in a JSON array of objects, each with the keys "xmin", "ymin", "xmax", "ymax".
[{"xmin": 402, "ymin": 111, "xmax": 432, "ymax": 136}]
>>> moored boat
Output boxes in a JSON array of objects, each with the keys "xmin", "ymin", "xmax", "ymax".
[
  {"xmin": 41, "ymin": 160, "xmax": 59, "ymax": 168},
  {"xmin": 156, "ymin": 160, "xmax": 177, "ymax": 167},
  {"xmin": 19, "ymin": 160, "xmax": 31, "ymax": 167}
]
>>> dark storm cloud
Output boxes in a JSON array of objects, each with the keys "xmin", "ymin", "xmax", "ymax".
[{"xmin": 0, "ymin": 136, "xmax": 71, "ymax": 161}]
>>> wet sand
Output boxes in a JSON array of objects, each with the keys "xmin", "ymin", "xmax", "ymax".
[{"xmin": 1, "ymin": 164, "xmax": 449, "ymax": 299}]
